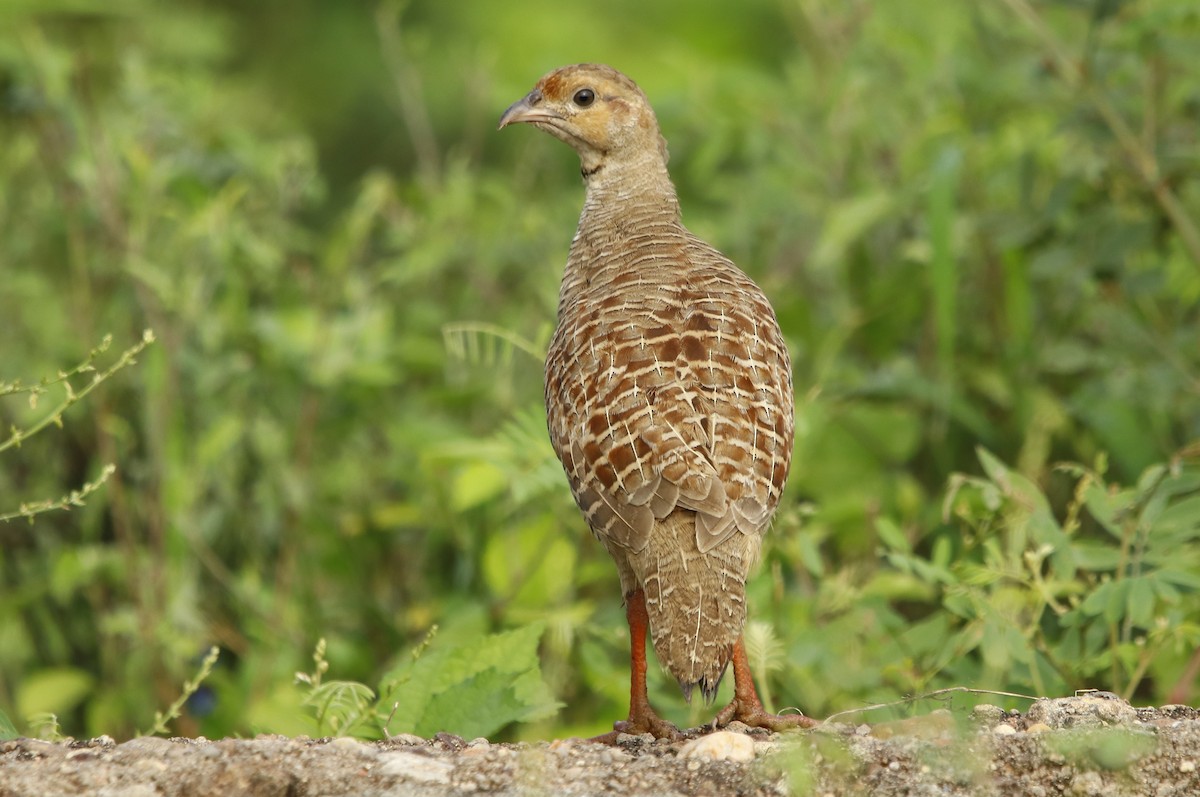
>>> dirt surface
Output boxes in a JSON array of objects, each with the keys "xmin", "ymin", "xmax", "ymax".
[{"xmin": 2, "ymin": 695, "xmax": 1198, "ymax": 796}]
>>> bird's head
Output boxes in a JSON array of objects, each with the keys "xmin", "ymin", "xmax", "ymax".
[{"xmin": 498, "ymin": 64, "xmax": 669, "ymax": 176}]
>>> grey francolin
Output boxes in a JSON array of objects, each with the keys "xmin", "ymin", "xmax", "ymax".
[{"xmin": 499, "ymin": 63, "xmax": 813, "ymax": 740}]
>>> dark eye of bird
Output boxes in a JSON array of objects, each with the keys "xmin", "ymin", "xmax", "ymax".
[{"xmin": 573, "ymin": 88, "xmax": 595, "ymax": 107}]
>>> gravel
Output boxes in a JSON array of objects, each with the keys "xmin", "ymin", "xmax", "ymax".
[{"xmin": 1, "ymin": 697, "xmax": 1198, "ymax": 796}]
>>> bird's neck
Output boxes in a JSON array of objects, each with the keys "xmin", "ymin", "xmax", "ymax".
[
  {"xmin": 577, "ymin": 153, "xmax": 683, "ymax": 235},
  {"xmin": 561, "ymin": 154, "xmax": 689, "ymax": 307}
]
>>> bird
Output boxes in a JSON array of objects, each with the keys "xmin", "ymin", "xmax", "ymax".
[{"xmin": 499, "ymin": 63, "xmax": 813, "ymax": 740}]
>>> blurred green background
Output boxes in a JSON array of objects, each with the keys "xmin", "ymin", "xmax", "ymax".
[{"xmin": 1, "ymin": 0, "xmax": 1198, "ymax": 741}]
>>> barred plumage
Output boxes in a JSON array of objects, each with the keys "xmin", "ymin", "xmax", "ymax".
[{"xmin": 501, "ymin": 63, "xmax": 810, "ymax": 738}]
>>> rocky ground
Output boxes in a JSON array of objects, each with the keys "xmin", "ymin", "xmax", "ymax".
[{"xmin": 1, "ymin": 695, "xmax": 1198, "ymax": 796}]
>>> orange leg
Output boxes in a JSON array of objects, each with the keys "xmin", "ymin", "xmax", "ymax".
[
  {"xmin": 713, "ymin": 636, "xmax": 817, "ymax": 731},
  {"xmin": 591, "ymin": 590, "xmax": 681, "ymax": 743}
]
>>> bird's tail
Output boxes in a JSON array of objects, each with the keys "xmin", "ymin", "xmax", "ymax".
[{"xmin": 631, "ymin": 511, "xmax": 759, "ymax": 704}]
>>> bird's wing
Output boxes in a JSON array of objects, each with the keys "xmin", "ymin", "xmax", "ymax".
[{"xmin": 546, "ymin": 243, "xmax": 793, "ymax": 555}]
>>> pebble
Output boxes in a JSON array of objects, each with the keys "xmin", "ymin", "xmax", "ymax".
[
  {"xmin": 328, "ymin": 736, "xmax": 374, "ymax": 755},
  {"xmin": 972, "ymin": 704, "xmax": 1007, "ymax": 723},
  {"xmin": 1181, "ymin": 760, "xmax": 1196, "ymax": 773},
  {"xmin": 378, "ymin": 750, "xmax": 455, "ymax": 783},
  {"xmin": 387, "ymin": 733, "xmax": 426, "ymax": 746},
  {"xmin": 1027, "ymin": 694, "xmax": 1138, "ymax": 729},
  {"xmin": 119, "ymin": 737, "xmax": 177, "ymax": 755},
  {"xmin": 992, "ymin": 724, "xmax": 1017, "ymax": 736},
  {"xmin": 678, "ymin": 731, "xmax": 756, "ymax": 763},
  {"xmin": 1069, "ymin": 770, "xmax": 1104, "ymax": 796}
]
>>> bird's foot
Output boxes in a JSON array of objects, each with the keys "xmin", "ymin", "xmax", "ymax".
[
  {"xmin": 713, "ymin": 697, "xmax": 817, "ymax": 733},
  {"xmin": 590, "ymin": 711, "xmax": 682, "ymax": 744}
]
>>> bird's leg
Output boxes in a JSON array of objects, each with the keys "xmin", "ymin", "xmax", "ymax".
[
  {"xmin": 712, "ymin": 636, "xmax": 817, "ymax": 732},
  {"xmin": 590, "ymin": 589, "xmax": 682, "ymax": 743}
]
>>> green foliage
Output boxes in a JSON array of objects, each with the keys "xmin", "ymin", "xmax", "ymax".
[
  {"xmin": 1, "ymin": 332, "xmax": 153, "ymax": 522},
  {"xmin": 929, "ymin": 448, "xmax": 1200, "ymax": 700},
  {"xmin": 0, "ymin": 708, "xmax": 17, "ymax": 741},
  {"xmin": 142, "ymin": 646, "xmax": 220, "ymax": 737},
  {"xmin": 287, "ymin": 624, "xmax": 559, "ymax": 740},
  {"xmin": 379, "ymin": 622, "xmax": 562, "ymax": 740},
  {"xmin": 0, "ymin": 0, "xmax": 1197, "ymax": 741}
]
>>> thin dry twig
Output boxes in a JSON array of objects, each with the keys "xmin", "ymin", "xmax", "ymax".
[{"xmin": 821, "ymin": 686, "xmax": 1040, "ymax": 723}]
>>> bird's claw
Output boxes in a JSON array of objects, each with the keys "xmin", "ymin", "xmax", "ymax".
[
  {"xmin": 714, "ymin": 698, "xmax": 817, "ymax": 732},
  {"xmin": 590, "ymin": 713, "xmax": 683, "ymax": 744}
]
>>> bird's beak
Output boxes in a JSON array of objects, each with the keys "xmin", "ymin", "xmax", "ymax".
[{"xmin": 498, "ymin": 89, "xmax": 559, "ymax": 130}]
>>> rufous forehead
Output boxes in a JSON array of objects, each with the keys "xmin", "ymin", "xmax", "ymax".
[
  {"xmin": 535, "ymin": 65, "xmax": 644, "ymax": 103},
  {"xmin": 539, "ymin": 70, "xmax": 569, "ymax": 97},
  {"xmin": 539, "ymin": 69, "xmax": 603, "ymax": 101}
]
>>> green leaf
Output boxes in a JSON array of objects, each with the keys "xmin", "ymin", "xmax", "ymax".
[
  {"xmin": 1084, "ymin": 482, "xmax": 1130, "ymax": 539},
  {"xmin": 381, "ymin": 623, "xmax": 561, "ymax": 740},
  {"xmin": 0, "ymin": 708, "xmax": 18, "ymax": 741},
  {"xmin": 451, "ymin": 462, "xmax": 508, "ymax": 511},
  {"xmin": 482, "ymin": 514, "xmax": 576, "ymax": 606},
  {"xmin": 976, "ymin": 447, "xmax": 1052, "ymax": 517},
  {"xmin": 810, "ymin": 191, "xmax": 894, "ymax": 273},
  {"xmin": 1158, "ymin": 569, "xmax": 1200, "ymax": 591},
  {"xmin": 16, "ymin": 668, "xmax": 94, "ymax": 723},
  {"xmin": 1071, "ymin": 542, "xmax": 1122, "ymax": 571},
  {"xmin": 875, "ymin": 517, "xmax": 910, "ymax": 554},
  {"xmin": 1154, "ymin": 494, "xmax": 1200, "ymax": 542},
  {"xmin": 1126, "ymin": 576, "xmax": 1156, "ymax": 628}
]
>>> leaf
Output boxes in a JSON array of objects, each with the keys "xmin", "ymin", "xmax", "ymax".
[
  {"xmin": 381, "ymin": 623, "xmax": 561, "ymax": 740},
  {"xmin": 482, "ymin": 515, "xmax": 576, "ymax": 606},
  {"xmin": 451, "ymin": 462, "xmax": 508, "ymax": 511},
  {"xmin": 1083, "ymin": 481, "xmax": 1131, "ymax": 539},
  {"xmin": 1157, "ymin": 569, "xmax": 1200, "ymax": 591},
  {"xmin": 0, "ymin": 708, "xmax": 18, "ymax": 741},
  {"xmin": 875, "ymin": 517, "xmax": 910, "ymax": 554},
  {"xmin": 1126, "ymin": 576, "xmax": 1156, "ymax": 628},
  {"xmin": 305, "ymin": 681, "xmax": 376, "ymax": 737},
  {"xmin": 810, "ymin": 191, "xmax": 894, "ymax": 273},
  {"xmin": 976, "ymin": 447, "xmax": 1050, "ymax": 515},
  {"xmin": 1154, "ymin": 494, "xmax": 1200, "ymax": 542},
  {"xmin": 417, "ymin": 667, "xmax": 540, "ymax": 741},
  {"xmin": 1071, "ymin": 542, "xmax": 1122, "ymax": 571},
  {"xmin": 16, "ymin": 668, "xmax": 95, "ymax": 722}
]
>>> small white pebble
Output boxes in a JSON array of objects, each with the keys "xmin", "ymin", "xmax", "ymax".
[
  {"xmin": 328, "ymin": 737, "xmax": 369, "ymax": 753},
  {"xmin": 992, "ymin": 724, "xmax": 1017, "ymax": 736},
  {"xmin": 1181, "ymin": 760, "xmax": 1196, "ymax": 773},
  {"xmin": 888, "ymin": 761, "xmax": 900, "ymax": 771},
  {"xmin": 678, "ymin": 731, "xmax": 756, "ymax": 763}
]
